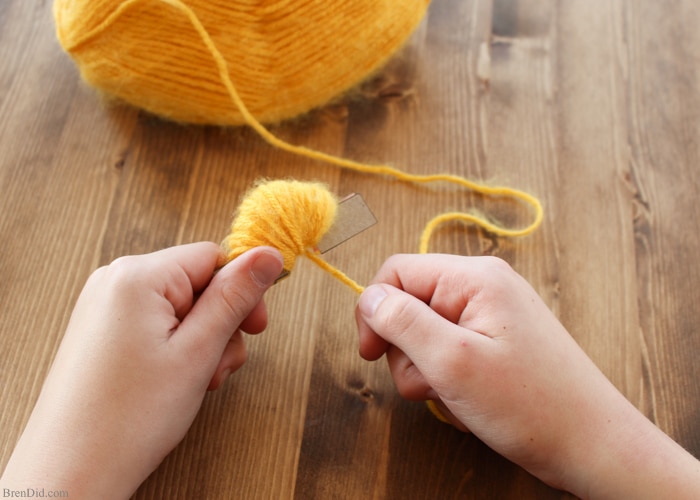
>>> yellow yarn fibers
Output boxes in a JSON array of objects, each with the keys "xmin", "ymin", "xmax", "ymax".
[
  {"xmin": 220, "ymin": 180, "xmax": 365, "ymax": 294},
  {"xmin": 125, "ymin": 0, "xmax": 543, "ymax": 249},
  {"xmin": 57, "ymin": 0, "xmax": 544, "ymax": 292},
  {"xmin": 54, "ymin": 0, "xmax": 430, "ymax": 125}
]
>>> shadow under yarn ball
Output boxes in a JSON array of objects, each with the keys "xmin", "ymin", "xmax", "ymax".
[{"xmin": 53, "ymin": 0, "xmax": 431, "ymax": 126}]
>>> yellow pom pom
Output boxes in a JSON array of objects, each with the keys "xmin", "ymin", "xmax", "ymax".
[
  {"xmin": 53, "ymin": 0, "xmax": 431, "ymax": 125},
  {"xmin": 220, "ymin": 180, "xmax": 338, "ymax": 271}
]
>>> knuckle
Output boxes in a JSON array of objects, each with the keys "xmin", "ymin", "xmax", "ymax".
[
  {"xmin": 483, "ymin": 255, "xmax": 514, "ymax": 274},
  {"xmin": 384, "ymin": 253, "xmax": 409, "ymax": 267},
  {"xmin": 380, "ymin": 253, "xmax": 412, "ymax": 275},
  {"xmin": 465, "ymin": 256, "xmax": 518, "ymax": 295},
  {"xmin": 102, "ymin": 255, "xmax": 148, "ymax": 290}
]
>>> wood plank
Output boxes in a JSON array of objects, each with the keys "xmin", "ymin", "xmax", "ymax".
[
  {"xmin": 623, "ymin": 0, "xmax": 700, "ymax": 450},
  {"xmin": 554, "ymin": 0, "xmax": 642, "ymax": 400},
  {"xmin": 2, "ymin": 0, "xmax": 700, "ymax": 498}
]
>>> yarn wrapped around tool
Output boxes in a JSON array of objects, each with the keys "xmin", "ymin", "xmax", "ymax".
[
  {"xmin": 220, "ymin": 180, "xmax": 365, "ymax": 293},
  {"xmin": 53, "ymin": 0, "xmax": 430, "ymax": 125},
  {"xmin": 220, "ymin": 180, "xmax": 336, "ymax": 271}
]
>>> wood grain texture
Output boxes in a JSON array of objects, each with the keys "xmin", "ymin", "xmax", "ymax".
[{"xmin": 2, "ymin": 0, "xmax": 700, "ymax": 498}]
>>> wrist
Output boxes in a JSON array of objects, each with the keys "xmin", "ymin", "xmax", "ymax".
[
  {"xmin": 2, "ymin": 445, "xmax": 140, "ymax": 500},
  {"xmin": 2, "ymin": 410, "xmax": 144, "ymax": 500},
  {"xmin": 561, "ymin": 398, "xmax": 700, "ymax": 499}
]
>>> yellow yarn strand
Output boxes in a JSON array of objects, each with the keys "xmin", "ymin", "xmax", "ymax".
[
  {"xmin": 304, "ymin": 250, "xmax": 365, "ymax": 294},
  {"xmin": 60, "ymin": 0, "xmax": 544, "ymax": 294},
  {"xmin": 168, "ymin": 0, "xmax": 543, "ymax": 243},
  {"xmin": 183, "ymin": 0, "xmax": 543, "ymax": 285}
]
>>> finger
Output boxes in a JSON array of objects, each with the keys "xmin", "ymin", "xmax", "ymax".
[
  {"xmin": 140, "ymin": 242, "xmax": 223, "ymax": 320},
  {"xmin": 174, "ymin": 247, "xmax": 283, "ymax": 363},
  {"xmin": 88, "ymin": 243, "xmax": 222, "ymax": 323},
  {"xmin": 367, "ymin": 253, "xmax": 463, "ymax": 298},
  {"xmin": 150, "ymin": 241, "xmax": 223, "ymax": 292},
  {"xmin": 386, "ymin": 345, "xmax": 436, "ymax": 401},
  {"xmin": 174, "ymin": 242, "xmax": 223, "ymax": 288},
  {"xmin": 355, "ymin": 303, "xmax": 390, "ymax": 361},
  {"xmin": 357, "ymin": 284, "xmax": 487, "ymax": 377},
  {"xmin": 208, "ymin": 331, "xmax": 247, "ymax": 391},
  {"xmin": 239, "ymin": 299, "xmax": 268, "ymax": 334},
  {"xmin": 367, "ymin": 254, "xmax": 515, "ymax": 325}
]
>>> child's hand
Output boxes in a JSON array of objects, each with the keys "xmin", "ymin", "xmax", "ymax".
[
  {"xmin": 356, "ymin": 254, "xmax": 700, "ymax": 498},
  {"xmin": 1, "ymin": 243, "xmax": 283, "ymax": 499}
]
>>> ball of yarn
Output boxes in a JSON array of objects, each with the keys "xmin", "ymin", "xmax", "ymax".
[
  {"xmin": 53, "ymin": 0, "xmax": 431, "ymax": 125},
  {"xmin": 220, "ymin": 180, "xmax": 337, "ymax": 271}
]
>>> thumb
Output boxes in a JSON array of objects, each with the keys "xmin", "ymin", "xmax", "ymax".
[
  {"xmin": 175, "ymin": 246, "xmax": 284, "ymax": 360},
  {"xmin": 357, "ymin": 284, "xmax": 482, "ymax": 376}
]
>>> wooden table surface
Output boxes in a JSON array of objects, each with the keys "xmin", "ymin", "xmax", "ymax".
[{"xmin": 3, "ymin": 0, "xmax": 700, "ymax": 498}]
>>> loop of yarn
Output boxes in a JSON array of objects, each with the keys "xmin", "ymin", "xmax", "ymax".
[{"xmin": 53, "ymin": 0, "xmax": 430, "ymax": 125}]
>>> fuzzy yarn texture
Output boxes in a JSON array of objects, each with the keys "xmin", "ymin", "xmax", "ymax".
[
  {"xmin": 220, "ymin": 180, "xmax": 365, "ymax": 293},
  {"xmin": 54, "ymin": 0, "xmax": 431, "ymax": 125},
  {"xmin": 220, "ymin": 180, "xmax": 336, "ymax": 271},
  {"xmin": 53, "ymin": 0, "xmax": 544, "ymax": 251}
]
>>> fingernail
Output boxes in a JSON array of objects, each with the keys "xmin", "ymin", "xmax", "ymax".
[
  {"xmin": 250, "ymin": 249, "xmax": 284, "ymax": 287},
  {"xmin": 359, "ymin": 285, "xmax": 388, "ymax": 318}
]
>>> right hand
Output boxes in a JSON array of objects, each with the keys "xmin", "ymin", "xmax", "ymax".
[{"xmin": 355, "ymin": 254, "xmax": 700, "ymax": 497}]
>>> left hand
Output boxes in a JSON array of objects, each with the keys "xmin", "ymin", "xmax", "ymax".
[{"xmin": 1, "ymin": 243, "xmax": 283, "ymax": 499}]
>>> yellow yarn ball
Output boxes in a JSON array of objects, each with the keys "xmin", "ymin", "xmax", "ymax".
[
  {"xmin": 53, "ymin": 0, "xmax": 431, "ymax": 125},
  {"xmin": 220, "ymin": 180, "xmax": 337, "ymax": 271}
]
